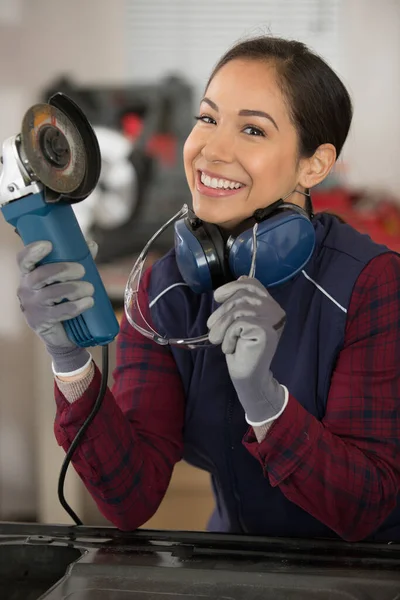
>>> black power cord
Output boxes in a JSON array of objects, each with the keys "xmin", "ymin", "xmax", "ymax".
[{"xmin": 57, "ymin": 344, "xmax": 109, "ymax": 525}]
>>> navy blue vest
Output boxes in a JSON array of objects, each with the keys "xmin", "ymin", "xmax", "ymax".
[{"xmin": 148, "ymin": 213, "xmax": 400, "ymax": 541}]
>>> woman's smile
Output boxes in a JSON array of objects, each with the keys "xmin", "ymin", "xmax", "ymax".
[{"xmin": 196, "ymin": 169, "xmax": 246, "ymax": 198}]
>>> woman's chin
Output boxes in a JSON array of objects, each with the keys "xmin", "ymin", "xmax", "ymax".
[{"xmin": 192, "ymin": 197, "xmax": 239, "ymax": 227}]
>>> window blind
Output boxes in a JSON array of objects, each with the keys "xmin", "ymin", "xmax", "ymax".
[{"xmin": 125, "ymin": 0, "xmax": 342, "ymax": 97}]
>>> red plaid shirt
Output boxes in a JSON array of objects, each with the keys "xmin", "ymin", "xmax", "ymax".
[{"xmin": 54, "ymin": 252, "xmax": 400, "ymax": 541}]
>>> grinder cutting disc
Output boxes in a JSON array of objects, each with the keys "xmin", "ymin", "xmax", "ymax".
[{"xmin": 20, "ymin": 102, "xmax": 86, "ymax": 194}]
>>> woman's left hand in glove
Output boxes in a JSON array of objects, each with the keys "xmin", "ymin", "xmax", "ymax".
[{"xmin": 207, "ymin": 277, "xmax": 289, "ymax": 426}]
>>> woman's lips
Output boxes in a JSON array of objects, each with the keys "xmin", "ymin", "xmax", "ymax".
[{"xmin": 195, "ymin": 171, "xmax": 245, "ymax": 198}]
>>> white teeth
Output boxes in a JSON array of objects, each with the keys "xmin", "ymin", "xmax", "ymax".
[{"xmin": 200, "ymin": 172, "xmax": 242, "ymax": 190}]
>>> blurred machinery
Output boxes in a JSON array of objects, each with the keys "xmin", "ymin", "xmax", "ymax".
[{"xmin": 42, "ymin": 75, "xmax": 194, "ymax": 264}]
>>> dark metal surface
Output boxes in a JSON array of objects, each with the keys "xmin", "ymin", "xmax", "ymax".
[{"xmin": 1, "ymin": 522, "xmax": 400, "ymax": 599}]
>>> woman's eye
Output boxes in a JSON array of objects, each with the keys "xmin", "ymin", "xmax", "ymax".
[
  {"xmin": 194, "ymin": 115, "xmax": 216, "ymax": 125},
  {"xmin": 243, "ymin": 126, "xmax": 265, "ymax": 137}
]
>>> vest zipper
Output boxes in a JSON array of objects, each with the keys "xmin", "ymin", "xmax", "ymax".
[{"xmin": 227, "ymin": 396, "xmax": 249, "ymax": 534}]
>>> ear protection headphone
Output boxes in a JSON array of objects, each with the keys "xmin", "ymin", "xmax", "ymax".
[{"xmin": 174, "ymin": 195, "xmax": 316, "ymax": 294}]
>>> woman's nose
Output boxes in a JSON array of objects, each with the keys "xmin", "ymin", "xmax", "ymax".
[{"xmin": 201, "ymin": 126, "xmax": 235, "ymax": 163}]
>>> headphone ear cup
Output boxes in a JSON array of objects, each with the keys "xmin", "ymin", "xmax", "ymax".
[
  {"xmin": 229, "ymin": 209, "xmax": 315, "ymax": 287},
  {"xmin": 174, "ymin": 217, "xmax": 230, "ymax": 293},
  {"xmin": 202, "ymin": 222, "xmax": 232, "ymax": 287}
]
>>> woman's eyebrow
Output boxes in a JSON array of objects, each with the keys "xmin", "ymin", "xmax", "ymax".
[
  {"xmin": 238, "ymin": 108, "xmax": 279, "ymax": 131},
  {"xmin": 201, "ymin": 97, "xmax": 279, "ymax": 131}
]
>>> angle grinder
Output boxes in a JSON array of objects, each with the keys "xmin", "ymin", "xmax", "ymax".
[
  {"xmin": 0, "ymin": 93, "xmax": 119, "ymax": 346},
  {"xmin": 0, "ymin": 94, "xmax": 120, "ymax": 525}
]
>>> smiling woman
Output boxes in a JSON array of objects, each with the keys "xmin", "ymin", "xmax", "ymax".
[{"xmin": 14, "ymin": 35, "xmax": 400, "ymax": 544}]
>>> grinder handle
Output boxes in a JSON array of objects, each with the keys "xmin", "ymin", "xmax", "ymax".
[{"xmin": 1, "ymin": 191, "xmax": 119, "ymax": 347}]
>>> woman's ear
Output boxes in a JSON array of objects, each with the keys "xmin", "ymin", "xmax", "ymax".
[{"xmin": 298, "ymin": 143, "xmax": 337, "ymax": 189}]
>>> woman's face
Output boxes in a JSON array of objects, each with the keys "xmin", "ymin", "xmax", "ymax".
[{"xmin": 183, "ymin": 58, "xmax": 305, "ymax": 229}]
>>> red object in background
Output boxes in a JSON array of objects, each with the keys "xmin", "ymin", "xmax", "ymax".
[
  {"xmin": 312, "ymin": 188, "xmax": 400, "ymax": 252},
  {"xmin": 121, "ymin": 112, "xmax": 177, "ymax": 167},
  {"xmin": 312, "ymin": 188, "xmax": 352, "ymax": 215},
  {"xmin": 146, "ymin": 134, "xmax": 177, "ymax": 167},
  {"xmin": 122, "ymin": 113, "xmax": 144, "ymax": 140},
  {"xmin": 375, "ymin": 200, "xmax": 400, "ymax": 237}
]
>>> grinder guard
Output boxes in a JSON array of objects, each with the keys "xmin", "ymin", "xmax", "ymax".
[{"xmin": 48, "ymin": 92, "xmax": 102, "ymax": 202}]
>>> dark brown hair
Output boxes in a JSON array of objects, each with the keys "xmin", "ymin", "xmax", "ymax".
[{"xmin": 206, "ymin": 36, "xmax": 353, "ymax": 160}]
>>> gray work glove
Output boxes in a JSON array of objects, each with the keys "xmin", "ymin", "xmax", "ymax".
[
  {"xmin": 16, "ymin": 240, "xmax": 97, "ymax": 374},
  {"xmin": 207, "ymin": 277, "xmax": 288, "ymax": 426}
]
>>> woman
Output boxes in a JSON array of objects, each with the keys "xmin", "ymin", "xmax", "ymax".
[{"xmin": 16, "ymin": 36, "xmax": 400, "ymax": 542}]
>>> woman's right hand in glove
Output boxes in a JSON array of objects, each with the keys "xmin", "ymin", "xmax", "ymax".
[{"xmin": 16, "ymin": 240, "xmax": 97, "ymax": 373}]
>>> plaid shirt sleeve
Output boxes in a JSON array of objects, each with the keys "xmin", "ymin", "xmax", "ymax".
[
  {"xmin": 243, "ymin": 252, "xmax": 400, "ymax": 542},
  {"xmin": 53, "ymin": 266, "xmax": 186, "ymax": 530}
]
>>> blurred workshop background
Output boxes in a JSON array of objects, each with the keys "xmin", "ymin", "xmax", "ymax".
[{"xmin": 0, "ymin": 0, "xmax": 400, "ymax": 530}]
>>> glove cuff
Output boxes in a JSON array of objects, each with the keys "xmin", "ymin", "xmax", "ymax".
[
  {"xmin": 46, "ymin": 343, "xmax": 91, "ymax": 375},
  {"xmin": 245, "ymin": 385, "xmax": 289, "ymax": 426}
]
